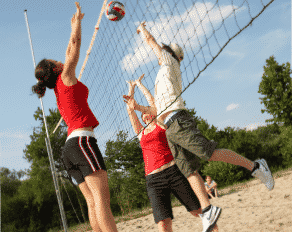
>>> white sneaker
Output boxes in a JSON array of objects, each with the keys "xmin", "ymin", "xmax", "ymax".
[
  {"xmin": 199, "ymin": 205, "xmax": 221, "ymax": 232},
  {"xmin": 251, "ymin": 158, "xmax": 275, "ymax": 191}
]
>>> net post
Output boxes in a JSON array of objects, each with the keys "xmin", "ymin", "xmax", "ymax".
[
  {"xmin": 78, "ymin": 0, "xmax": 108, "ymax": 81},
  {"xmin": 24, "ymin": 10, "xmax": 68, "ymax": 232}
]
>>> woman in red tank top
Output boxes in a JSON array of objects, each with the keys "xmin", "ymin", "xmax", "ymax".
[
  {"xmin": 123, "ymin": 75, "xmax": 206, "ymax": 232},
  {"xmin": 31, "ymin": 3, "xmax": 118, "ymax": 232}
]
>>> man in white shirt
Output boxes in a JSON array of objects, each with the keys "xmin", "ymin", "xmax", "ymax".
[{"xmin": 133, "ymin": 21, "xmax": 274, "ymax": 232}]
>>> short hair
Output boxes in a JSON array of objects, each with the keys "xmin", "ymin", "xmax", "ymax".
[{"xmin": 162, "ymin": 45, "xmax": 180, "ymax": 63}]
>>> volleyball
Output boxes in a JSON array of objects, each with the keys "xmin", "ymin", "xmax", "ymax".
[{"xmin": 105, "ymin": 1, "xmax": 125, "ymax": 21}]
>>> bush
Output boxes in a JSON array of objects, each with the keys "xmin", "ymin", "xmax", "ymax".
[
  {"xmin": 201, "ymin": 161, "xmax": 245, "ymax": 188},
  {"xmin": 279, "ymin": 125, "xmax": 292, "ymax": 167}
]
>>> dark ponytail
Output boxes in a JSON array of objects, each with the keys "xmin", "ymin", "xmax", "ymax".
[{"xmin": 32, "ymin": 59, "xmax": 60, "ymax": 98}]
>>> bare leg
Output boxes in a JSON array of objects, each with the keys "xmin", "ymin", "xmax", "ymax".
[
  {"xmin": 85, "ymin": 170, "xmax": 118, "ymax": 232},
  {"xmin": 211, "ymin": 224, "xmax": 219, "ymax": 232},
  {"xmin": 189, "ymin": 208, "xmax": 202, "ymax": 217},
  {"xmin": 87, "ymin": 203, "xmax": 102, "ymax": 232},
  {"xmin": 157, "ymin": 218, "xmax": 173, "ymax": 232},
  {"xmin": 79, "ymin": 182, "xmax": 102, "ymax": 232},
  {"xmin": 209, "ymin": 149, "xmax": 255, "ymax": 171},
  {"xmin": 187, "ymin": 149, "xmax": 254, "ymax": 210},
  {"xmin": 187, "ymin": 171, "xmax": 211, "ymax": 210}
]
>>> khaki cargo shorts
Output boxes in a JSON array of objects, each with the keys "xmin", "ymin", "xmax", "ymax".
[{"xmin": 165, "ymin": 110, "xmax": 218, "ymax": 178}]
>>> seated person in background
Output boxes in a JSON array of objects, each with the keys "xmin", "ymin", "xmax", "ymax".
[{"xmin": 204, "ymin": 176, "xmax": 219, "ymax": 199}]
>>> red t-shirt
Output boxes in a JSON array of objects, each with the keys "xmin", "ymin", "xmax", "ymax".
[
  {"xmin": 140, "ymin": 124, "xmax": 174, "ymax": 175},
  {"xmin": 54, "ymin": 74, "xmax": 99, "ymax": 136}
]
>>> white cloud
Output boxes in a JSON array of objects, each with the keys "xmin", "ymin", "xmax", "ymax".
[
  {"xmin": 216, "ymin": 119, "xmax": 237, "ymax": 131},
  {"xmin": 121, "ymin": 2, "xmax": 246, "ymax": 73},
  {"xmin": 226, "ymin": 103, "xmax": 239, "ymax": 111},
  {"xmin": 244, "ymin": 122, "xmax": 267, "ymax": 131}
]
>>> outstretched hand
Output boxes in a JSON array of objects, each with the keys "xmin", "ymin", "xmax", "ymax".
[
  {"xmin": 135, "ymin": 74, "xmax": 145, "ymax": 85},
  {"xmin": 126, "ymin": 80, "xmax": 136, "ymax": 89},
  {"xmin": 123, "ymin": 95, "xmax": 137, "ymax": 111},
  {"xmin": 71, "ymin": 2, "xmax": 84, "ymax": 28},
  {"xmin": 137, "ymin": 21, "xmax": 146, "ymax": 34}
]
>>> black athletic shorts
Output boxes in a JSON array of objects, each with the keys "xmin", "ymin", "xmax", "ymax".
[
  {"xmin": 61, "ymin": 136, "xmax": 107, "ymax": 185},
  {"xmin": 146, "ymin": 164, "xmax": 201, "ymax": 224}
]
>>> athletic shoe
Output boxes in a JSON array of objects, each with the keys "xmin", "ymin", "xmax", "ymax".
[
  {"xmin": 199, "ymin": 205, "xmax": 222, "ymax": 232},
  {"xmin": 251, "ymin": 158, "xmax": 275, "ymax": 191}
]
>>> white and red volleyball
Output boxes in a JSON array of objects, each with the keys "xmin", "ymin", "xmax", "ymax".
[{"xmin": 105, "ymin": 1, "xmax": 125, "ymax": 21}]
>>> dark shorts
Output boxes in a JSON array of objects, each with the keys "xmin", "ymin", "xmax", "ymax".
[
  {"xmin": 61, "ymin": 136, "xmax": 107, "ymax": 185},
  {"xmin": 146, "ymin": 164, "xmax": 201, "ymax": 224},
  {"xmin": 165, "ymin": 110, "xmax": 218, "ymax": 178}
]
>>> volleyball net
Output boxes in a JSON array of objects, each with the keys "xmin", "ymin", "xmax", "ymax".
[{"xmin": 53, "ymin": 0, "xmax": 274, "ymax": 153}]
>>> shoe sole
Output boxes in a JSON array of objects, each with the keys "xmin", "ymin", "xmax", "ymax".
[
  {"xmin": 258, "ymin": 159, "xmax": 275, "ymax": 191},
  {"xmin": 206, "ymin": 207, "xmax": 222, "ymax": 232}
]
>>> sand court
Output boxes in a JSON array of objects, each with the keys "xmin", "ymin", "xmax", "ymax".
[
  {"xmin": 113, "ymin": 169, "xmax": 292, "ymax": 232},
  {"xmin": 74, "ymin": 169, "xmax": 292, "ymax": 232}
]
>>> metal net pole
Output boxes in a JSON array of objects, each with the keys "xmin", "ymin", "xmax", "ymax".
[{"xmin": 24, "ymin": 10, "xmax": 68, "ymax": 232}]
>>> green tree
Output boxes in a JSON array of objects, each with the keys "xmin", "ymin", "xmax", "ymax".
[
  {"xmin": 258, "ymin": 56, "xmax": 292, "ymax": 126},
  {"xmin": 104, "ymin": 130, "xmax": 148, "ymax": 215},
  {"xmin": 24, "ymin": 107, "xmax": 89, "ymax": 229},
  {"xmin": 278, "ymin": 125, "xmax": 292, "ymax": 167},
  {"xmin": 2, "ymin": 107, "xmax": 90, "ymax": 232},
  {"xmin": 1, "ymin": 167, "xmax": 25, "ymax": 197}
]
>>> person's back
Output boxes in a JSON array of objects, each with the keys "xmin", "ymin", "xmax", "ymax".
[
  {"xmin": 54, "ymin": 74, "xmax": 99, "ymax": 136},
  {"xmin": 154, "ymin": 49, "xmax": 186, "ymax": 120},
  {"xmin": 31, "ymin": 3, "xmax": 118, "ymax": 231}
]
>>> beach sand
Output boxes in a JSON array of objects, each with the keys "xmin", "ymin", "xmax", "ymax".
[
  {"xmin": 115, "ymin": 169, "xmax": 292, "ymax": 232},
  {"xmin": 82, "ymin": 168, "xmax": 291, "ymax": 232}
]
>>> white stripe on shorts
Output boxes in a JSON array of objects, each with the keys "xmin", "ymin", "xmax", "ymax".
[
  {"xmin": 79, "ymin": 136, "xmax": 96, "ymax": 172},
  {"xmin": 86, "ymin": 136, "xmax": 101, "ymax": 169}
]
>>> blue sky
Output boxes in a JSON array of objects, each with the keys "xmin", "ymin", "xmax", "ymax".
[{"xmin": 1, "ymin": 0, "xmax": 290, "ymax": 181}]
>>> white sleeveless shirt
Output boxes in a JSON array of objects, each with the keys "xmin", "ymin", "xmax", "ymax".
[{"xmin": 155, "ymin": 50, "xmax": 186, "ymax": 119}]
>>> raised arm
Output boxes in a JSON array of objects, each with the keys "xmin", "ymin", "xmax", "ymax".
[
  {"xmin": 135, "ymin": 74, "xmax": 155, "ymax": 108},
  {"xmin": 137, "ymin": 21, "xmax": 162, "ymax": 62},
  {"xmin": 124, "ymin": 78, "xmax": 156, "ymax": 116},
  {"xmin": 123, "ymin": 81, "xmax": 144, "ymax": 136},
  {"xmin": 126, "ymin": 80, "xmax": 136, "ymax": 98},
  {"xmin": 62, "ymin": 2, "xmax": 84, "ymax": 85}
]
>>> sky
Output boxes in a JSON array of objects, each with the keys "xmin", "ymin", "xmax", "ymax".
[{"xmin": 1, "ymin": 0, "xmax": 291, "ymax": 181}]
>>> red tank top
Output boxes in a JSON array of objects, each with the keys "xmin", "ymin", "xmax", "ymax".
[
  {"xmin": 140, "ymin": 124, "xmax": 174, "ymax": 175},
  {"xmin": 54, "ymin": 74, "xmax": 99, "ymax": 136}
]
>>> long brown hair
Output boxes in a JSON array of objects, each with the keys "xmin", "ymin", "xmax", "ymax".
[{"xmin": 31, "ymin": 59, "xmax": 60, "ymax": 98}]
